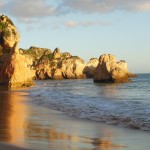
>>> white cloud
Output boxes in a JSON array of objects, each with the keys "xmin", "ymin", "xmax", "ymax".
[
  {"xmin": 17, "ymin": 18, "xmax": 38, "ymax": 24},
  {"xmin": 0, "ymin": 0, "xmax": 59, "ymax": 20},
  {"xmin": 61, "ymin": 0, "xmax": 150, "ymax": 13},
  {"xmin": 64, "ymin": 21, "xmax": 78, "ymax": 27},
  {"xmin": 133, "ymin": 2, "xmax": 150, "ymax": 11},
  {"xmin": 0, "ymin": 0, "xmax": 7, "ymax": 13},
  {"xmin": 0, "ymin": 0, "xmax": 150, "ymax": 26},
  {"xmin": 1, "ymin": 0, "xmax": 150, "ymax": 19},
  {"xmin": 64, "ymin": 20, "xmax": 111, "ymax": 28},
  {"xmin": 8, "ymin": 0, "xmax": 57, "ymax": 18}
]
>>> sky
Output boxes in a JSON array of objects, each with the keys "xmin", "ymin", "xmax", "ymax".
[{"xmin": 0, "ymin": 0, "xmax": 150, "ymax": 73}]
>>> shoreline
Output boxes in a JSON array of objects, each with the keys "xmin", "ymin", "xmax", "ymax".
[
  {"xmin": 0, "ymin": 89, "xmax": 150, "ymax": 150},
  {"xmin": 0, "ymin": 142, "xmax": 31, "ymax": 150}
]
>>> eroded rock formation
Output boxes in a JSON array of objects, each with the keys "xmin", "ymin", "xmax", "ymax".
[
  {"xmin": 24, "ymin": 47, "xmax": 99, "ymax": 80},
  {"xmin": 93, "ymin": 54, "xmax": 134, "ymax": 83},
  {"xmin": 0, "ymin": 15, "xmax": 134, "ymax": 87},
  {"xmin": 0, "ymin": 15, "xmax": 34, "ymax": 87}
]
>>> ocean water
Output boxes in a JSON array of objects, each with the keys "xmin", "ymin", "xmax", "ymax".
[{"xmin": 29, "ymin": 74, "xmax": 150, "ymax": 131}]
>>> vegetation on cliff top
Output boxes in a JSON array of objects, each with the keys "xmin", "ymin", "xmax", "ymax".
[
  {"xmin": 0, "ymin": 15, "xmax": 19, "ymax": 56},
  {"xmin": 0, "ymin": 15, "xmax": 14, "ymax": 41},
  {"xmin": 21, "ymin": 46, "xmax": 52, "ymax": 59}
]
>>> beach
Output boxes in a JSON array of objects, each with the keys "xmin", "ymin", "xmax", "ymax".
[
  {"xmin": 0, "ymin": 88, "xmax": 149, "ymax": 150},
  {"xmin": 0, "ymin": 142, "xmax": 30, "ymax": 150}
]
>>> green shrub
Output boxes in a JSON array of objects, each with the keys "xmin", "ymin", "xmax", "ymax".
[
  {"xmin": 0, "ymin": 22, "xmax": 7, "ymax": 30},
  {"xmin": 3, "ymin": 29, "xmax": 11, "ymax": 38},
  {"xmin": 57, "ymin": 62, "xmax": 62, "ymax": 68},
  {"xmin": 50, "ymin": 61, "xmax": 56, "ymax": 67},
  {"xmin": 48, "ymin": 53, "xmax": 54, "ymax": 60}
]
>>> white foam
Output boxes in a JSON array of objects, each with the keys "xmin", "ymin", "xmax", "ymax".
[{"xmin": 29, "ymin": 77, "xmax": 150, "ymax": 132}]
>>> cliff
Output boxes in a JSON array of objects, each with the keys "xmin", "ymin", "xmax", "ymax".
[
  {"xmin": 21, "ymin": 47, "xmax": 98, "ymax": 80},
  {"xmin": 0, "ymin": 15, "xmax": 34, "ymax": 87}
]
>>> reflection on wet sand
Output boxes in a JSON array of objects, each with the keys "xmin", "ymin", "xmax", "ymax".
[
  {"xmin": 0, "ymin": 90, "xmax": 125, "ymax": 150},
  {"xmin": 0, "ymin": 92, "xmax": 11, "ymax": 142},
  {"xmin": 0, "ymin": 91, "xmax": 28, "ymax": 146},
  {"xmin": 25, "ymin": 121, "xmax": 125, "ymax": 150}
]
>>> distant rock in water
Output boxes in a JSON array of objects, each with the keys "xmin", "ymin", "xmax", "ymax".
[
  {"xmin": 93, "ymin": 54, "xmax": 135, "ymax": 83},
  {"xmin": 0, "ymin": 15, "xmax": 34, "ymax": 87}
]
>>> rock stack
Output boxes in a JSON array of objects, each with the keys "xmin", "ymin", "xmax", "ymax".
[
  {"xmin": 0, "ymin": 15, "xmax": 35, "ymax": 87},
  {"xmin": 93, "ymin": 54, "xmax": 134, "ymax": 83}
]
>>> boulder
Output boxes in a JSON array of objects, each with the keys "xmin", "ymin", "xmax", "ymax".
[
  {"xmin": 93, "ymin": 54, "xmax": 134, "ymax": 83},
  {"xmin": 0, "ymin": 15, "xmax": 34, "ymax": 87}
]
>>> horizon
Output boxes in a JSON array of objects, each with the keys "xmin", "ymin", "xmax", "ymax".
[{"xmin": 0, "ymin": 0, "xmax": 150, "ymax": 73}]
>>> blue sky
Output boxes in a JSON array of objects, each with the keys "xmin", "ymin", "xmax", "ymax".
[{"xmin": 0, "ymin": 0, "xmax": 150, "ymax": 73}]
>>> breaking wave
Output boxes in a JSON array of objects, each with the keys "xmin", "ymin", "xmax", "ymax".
[{"xmin": 29, "ymin": 74, "xmax": 150, "ymax": 131}]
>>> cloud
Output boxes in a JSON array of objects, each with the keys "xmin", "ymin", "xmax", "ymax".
[
  {"xmin": 0, "ymin": 0, "xmax": 59, "ymax": 23},
  {"xmin": 0, "ymin": 0, "xmax": 58, "ymax": 19},
  {"xmin": 0, "ymin": 1, "xmax": 5, "ymax": 8},
  {"xmin": 133, "ymin": 2, "xmax": 150, "ymax": 11},
  {"xmin": 0, "ymin": 0, "xmax": 150, "ymax": 25},
  {"xmin": 64, "ymin": 20, "xmax": 111, "ymax": 28},
  {"xmin": 64, "ymin": 21, "xmax": 78, "ymax": 28},
  {"xmin": 61, "ymin": 0, "xmax": 150, "ymax": 13},
  {"xmin": 17, "ymin": 18, "xmax": 38, "ymax": 24}
]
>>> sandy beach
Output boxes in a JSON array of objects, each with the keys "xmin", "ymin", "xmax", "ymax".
[
  {"xmin": 0, "ymin": 142, "xmax": 30, "ymax": 150},
  {"xmin": 0, "ymin": 89, "xmax": 149, "ymax": 150}
]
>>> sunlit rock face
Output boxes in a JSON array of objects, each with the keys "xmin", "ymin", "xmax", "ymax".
[
  {"xmin": 93, "ymin": 54, "xmax": 134, "ymax": 83},
  {"xmin": 24, "ymin": 46, "xmax": 99, "ymax": 80},
  {"xmin": 0, "ymin": 15, "xmax": 34, "ymax": 87},
  {"xmin": 61, "ymin": 56, "xmax": 87, "ymax": 79},
  {"xmin": 0, "ymin": 15, "xmax": 20, "ymax": 54},
  {"xmin": 53, "ymin": 47, "xmax": 61, "ymax": 59}
]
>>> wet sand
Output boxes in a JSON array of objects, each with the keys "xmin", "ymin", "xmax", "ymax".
[
  {"xmin": 0, "ymin": 89, "xmax": 149, "ymax": 150},
  {"xmin": 0, "ymin": 142, "xmax": 30, "ymax": 150}
]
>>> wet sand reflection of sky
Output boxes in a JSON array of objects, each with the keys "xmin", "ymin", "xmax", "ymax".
[{"xmin": 0, "ymin": 90, "xmax": 126, "ymax": 150}]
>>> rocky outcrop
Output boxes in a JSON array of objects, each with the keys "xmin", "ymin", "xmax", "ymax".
[
  {"xmin": 0, "ymin": 15, "xmax": 20, "ymax": 54},
  {"xmin": 53, "ymin": 47, "xmax": 61, "ymax": 59},
  {"xmin": 0, "ymin": 15, "xmax": 34, "ymax": 87},
  {"xmin": 0, "ymin": 53, "xmax": 35, "ymax": 87},
  {"xmin": 61, "ymin": 56, "xmax": 87, "ymax": 79},
  {"xmin": 24, "ymin": 47, "xmax": 99, "ymax": 80},
  {"xmin": 0, "ymin": 15, "xmax": 135, "ymax": 86},
  {"xmin": 93, "ymin": 54, "xmax": 134, "ymax": 83},
  {"xmin": 83, "ymin": 58, "xmax": 99, "ymax": 78}
]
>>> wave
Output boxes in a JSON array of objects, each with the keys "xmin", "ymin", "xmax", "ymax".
[
  {"xmin": 28, "ymin": 76, "xmax": 150, "ymax": 132},
  {"xmin": 29, "ymin": 89, "xmax": 150, "ymax": 132}
]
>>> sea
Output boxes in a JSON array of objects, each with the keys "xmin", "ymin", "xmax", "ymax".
[{"xmin": 29, "ymin": 74, "xmax": 150, "ymax": 131}]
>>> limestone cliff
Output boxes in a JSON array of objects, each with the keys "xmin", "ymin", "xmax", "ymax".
[
  {"xmin": 0, "ymin": 15, "xmax": 34, "ymax": 87},
  {"xmin": 0, "ymin": 15, "xmax": 19, "ymax": 54},
  {"xmin": 21, "ymin": 47, "xmax": 99, "ymax": 80},
  {"xmin": 93, "ymin": 54, "xmax": 134, "ymax": 83}
]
